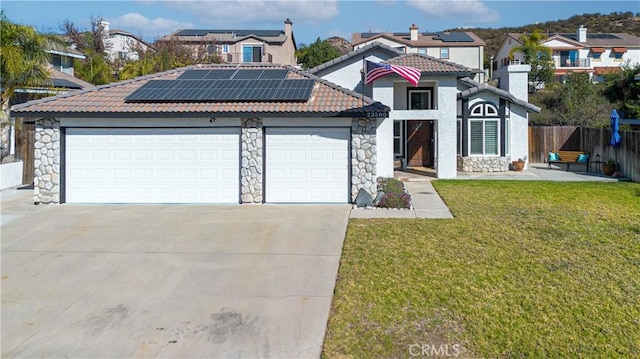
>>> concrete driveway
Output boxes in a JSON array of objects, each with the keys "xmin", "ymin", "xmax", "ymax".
[{"xmin": 1, "ymin": 188, "xmax": 350, "ymax": 358}]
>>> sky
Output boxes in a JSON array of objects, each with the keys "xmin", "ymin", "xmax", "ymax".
[{"xmin": 3, "ymin": 0, "xmax": 639, "ymax": 45}]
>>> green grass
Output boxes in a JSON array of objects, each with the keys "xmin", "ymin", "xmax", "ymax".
[{"xmin": 323, "ymin": 181, "xmax": 640, "ymax": 358}]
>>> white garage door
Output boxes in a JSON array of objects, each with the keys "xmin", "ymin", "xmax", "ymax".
[
  {"xmin": 265, "ymin": 128, "xmax": 349, "ymax": 203},
  {"xmin": 65, "ymin": 128, "xmax": 240, "ymax": 203}
]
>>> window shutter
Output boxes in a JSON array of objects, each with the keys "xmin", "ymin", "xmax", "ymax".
[
  {"xmin": 485, "ymin": 121, "xmax": 498, "ymax": 155},
  {"xmin": 470, "ymin": 121, "xmax": 483, "ymax": 154}
]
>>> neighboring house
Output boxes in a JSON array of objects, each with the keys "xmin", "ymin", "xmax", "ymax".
[
  {"xmin": 11, "ymin": 64, "xmax": 388, "ymax": 205},
  {"xmin": 352, "ymin": 25, "xmax": 486, "ymax": 82},
  {"xmin": 310, "ymin": 42, "xmax": 540, "ymax": 179},
  {"xmin": 46, "ymin": 40, "xmax": 85, "ymax": 76},
  {"xmin": 157, "ymin": 19, "xmax": 296, "ymax": 66},
  {"xmin": 495, "ymin": 26, "xmax": 640, "ymax": 82},
  {"xmin": 98, "ymin": 20, "xmax": 153, "ymax": 62}
]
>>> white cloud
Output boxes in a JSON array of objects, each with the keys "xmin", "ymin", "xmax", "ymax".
[
  {"xmin": 110, "ymin": 13, "xmax": 194, "ymax": 39},
  {"xmin": 147, "ymin": 0, "xmax": 339, "ymax": 25},
  {"xmin": 407, "ymin": 0, "xmax": 499, "ymax": 23}
]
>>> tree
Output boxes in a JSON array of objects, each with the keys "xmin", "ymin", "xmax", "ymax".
[
  {"xmin": 509, "ymin": 29, "xmax": 554, "ymax": 89},
  {"xmin": 602, "ymin": 62, "xmax": 640, "ymax": 119},
  {"xmin": 529, "ymin": 72, "xmax": 610, "ymax": 127},
  {"xmin": 296, "ymin": 37, "xmax": 341, "ymax": 69},
  {"xmin": 0, "ymin": 12, "xmax": 51, "ymax": 161},
  {"xmin": 61, "ymin": 17, "xmax": 114, "ymax": 85}
]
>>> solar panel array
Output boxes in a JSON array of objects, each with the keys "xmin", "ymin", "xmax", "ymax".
[
  {"xmin": 173, "ymin": 29, "xmax": 283, "ymax": 37},
  {"xmin": 432, "ymin": 32, "xmax": 473, "ymax": 43},
  {"xmin": 125, "ymin": 76, "xmax": 315, "ymax": 102}
]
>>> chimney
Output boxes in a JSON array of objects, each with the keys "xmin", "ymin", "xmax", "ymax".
[
  {"xmin": 410, "ymin": 24, "xmax": 418, "ymax": 41},
  {"xmin": 577, "ymin": 25, "xmax": 587, "ymax": 43},
  {"xmin": 284, "ymin": 18, "xmax": 292, "ymax": 39},
  {"xmin": 98, "ymin": 19, "xmax": 110, "ymax": 34},
  {"xmin": 496, "ymin": 63, "xmax": 532, "ymax": 102}
]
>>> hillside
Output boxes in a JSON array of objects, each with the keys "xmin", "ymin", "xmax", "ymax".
[{"xmin": 444, "ymin": 11, "xmax": 640, "ymax": 60}]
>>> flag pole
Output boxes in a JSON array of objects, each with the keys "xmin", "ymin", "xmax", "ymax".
[{"xmin": 361, "ymin": 56, "xmax": 365, "ymax": 115}]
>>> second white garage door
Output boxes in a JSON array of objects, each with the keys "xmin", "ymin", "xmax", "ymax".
[
  {"xmin": 265, "ymin": 128, "xmax": 349, "ymax": 203},
  {"xmin": 65, "ymin": 128, "xmax": 240, "ymax": 203}
]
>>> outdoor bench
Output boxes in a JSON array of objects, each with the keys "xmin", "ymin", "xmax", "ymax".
[{"xmin": 547, "ymin": 150, "xmax": 590, "ymax": 171}]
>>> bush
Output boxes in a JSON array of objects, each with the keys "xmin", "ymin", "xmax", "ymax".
[
  {"xmin": 378, "ymin": 178, "xmax": 405, "ymax": 195},
  {"xmin": 376, "ymin": 178, "xmax": 412, "ymax": 209},
  {"xmin": 377, "ymin": 192, "xmax": 411, "ymax": 209}
]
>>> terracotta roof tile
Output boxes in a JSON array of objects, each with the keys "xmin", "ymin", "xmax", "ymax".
[
  {"xmin": 384, "ymin": 53, "xmax": 474, "ymax": 74},
  {"xmin": 11, "ymin": 64, "xmax": 388, "ymax": 117}
]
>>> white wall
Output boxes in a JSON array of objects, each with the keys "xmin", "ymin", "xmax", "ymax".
[
  {"xmin": 61, "ymin": 117, "xmax": 242, "ymax": 128},
  {"xmin": 0, "ymin": 161, "xmax": 24, "ymax": 190},
  {"xmin": 509, "ymin": 104, "xmax": 529, "ymax": 168}
]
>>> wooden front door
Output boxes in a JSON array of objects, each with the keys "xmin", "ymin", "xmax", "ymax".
[{"xmin": 407, "ymin": 120, "xmax": 433, "ymax": 167}]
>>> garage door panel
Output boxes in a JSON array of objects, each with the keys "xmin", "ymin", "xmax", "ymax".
[
  {"xmin": 266, "ymin": 128, "xmax": 349, "ymax": 203},
  {"xmin": 65, "ymin": 128, "xmax": 240, "ymax": 204}
]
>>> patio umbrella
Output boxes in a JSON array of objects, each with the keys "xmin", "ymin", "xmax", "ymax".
[{"xmin": 610, "ymin": 109, "xmax": 622, "ymax": 166}]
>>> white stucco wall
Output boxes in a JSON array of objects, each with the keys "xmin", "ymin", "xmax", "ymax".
[
  {"xmin": 509, "ymin": 104, "xmax": 529, "ymax": 168},
  {"xmin": 374, "ymin": 76, "xmax": 458, "ymax": 179},
  {"xmin": 314, "ymin": 49, "xmax": 396, "ymax": 94},
  {"xmin": 495, "ymin": 64, "xmax": 531, "ymax": 102},
  {"xmin": 0, "ymin": 161, "xmax": 24, "ymax": 190}
]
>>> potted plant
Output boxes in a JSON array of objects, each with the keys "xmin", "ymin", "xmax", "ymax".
[
  {"xmin": 602, "ymin": 159, "xmax": 616, "ymax": 176},
  {"xmin": 512, "ymin": 156, "xmax": 527, "ymax": 171}
]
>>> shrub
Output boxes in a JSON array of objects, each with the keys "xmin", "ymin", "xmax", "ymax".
[
  {"xmin": 378, "ymin": 178, "xmax": 405, "ymax": 195},
  {"xmin": 377, "ymin": 192, "xmax": 411, "ymax": 209},
  {"xmin": 376, "ymin": 178, "xmax": 412, "ymax": 209}
]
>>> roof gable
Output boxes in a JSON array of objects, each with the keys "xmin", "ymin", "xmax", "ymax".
[
  {"xmin": 458, "ymin": 77, "xmax": 540, "ymax": 113},
  {"xmin": 384, "ymin": 53, "xmax": 474, "ymax": 75},
  {"xmin": 309, "ymin": 42, "xmax": 402, "ymax": 74}
]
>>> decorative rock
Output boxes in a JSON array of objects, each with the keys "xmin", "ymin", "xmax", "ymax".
[
  {"xmin": 355, "ymin": 188, "xmax": 374, "ymax": 207},
  {"xmin": 240, "ymin": 118, "xmax": 263, "ymax": 204}
]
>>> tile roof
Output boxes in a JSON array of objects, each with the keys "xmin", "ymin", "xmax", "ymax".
[
  {"xmin": 11, "ymin": 64, "xmax": 388, "ymax": 118},
  {"xmin": 458, "ymin": 77, "xmax": 541, "ymax": 113},
  {"xmin": 48, "ymin": 68, "xmax": 96, "ymax": 91},
  {"xmin": 309, "ymin": 42, "xmax": 403, "ymax": 74},
  {"xmin": 384, "ymin": 53, "xmax": 475, "ymax": 75}
]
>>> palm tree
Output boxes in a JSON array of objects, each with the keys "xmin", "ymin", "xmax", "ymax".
[
  {"xmin": 0, "ymin": 12, "xmax": 51, "ymax": 160},
  {"xmin": 508, "ymin": 29, "xmax": 554, "ymax": 89}
]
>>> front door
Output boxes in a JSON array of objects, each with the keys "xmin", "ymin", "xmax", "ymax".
[{"xmin": 407, "ymin": 120, "xmax": 433, "ymax": 167}]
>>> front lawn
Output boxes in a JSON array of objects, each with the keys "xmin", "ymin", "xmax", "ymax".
[{"xmin": 323, "ymin": 181, "xmax": 640, "ymax": 358}]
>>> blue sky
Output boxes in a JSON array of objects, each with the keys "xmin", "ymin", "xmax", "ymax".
[{"xmin": 3, "ymin": 1, "xmax": 639, "ymax": 46}]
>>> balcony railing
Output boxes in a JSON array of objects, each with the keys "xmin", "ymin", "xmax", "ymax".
[
  {"xmin": 558, "ymin": 58, "xmax": 590, "ymax": 68},
  {"xmin": 223, "ymin": 52, "xmax": 273, "ymax": 64}
]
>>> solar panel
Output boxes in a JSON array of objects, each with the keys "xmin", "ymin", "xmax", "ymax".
[
  {"xmin": 432, "ymin": 32, "xmax": 473, "ymax": 42},
  {"xmin": 125, "ymin": 77, "xmax": 314, "ymax": 102},
  {"xmin": 259, "ymin": 69, "xmax": 289, "ymax": 79},
  {"xmin": 203, "ymin": 70, "xmax": 237, "ymax": 80},
  {"xmin": 51, "ymin": 78, "xmax": 83, "ymax": 89}
]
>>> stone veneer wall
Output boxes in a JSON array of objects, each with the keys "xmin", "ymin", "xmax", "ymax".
[
  {"xmin": 34, "ymin": 119, "xmax": 61, "ymax": 204},
  {"xmin": 351, "ymin": 118, "xmax": 377, "ymax": 201},
  {"xmin": 457, "ymin": 155, "xmax": 511, "ymax": 172},
  {"xmin": 240, "ymin": 118, "xmax": 263, "ymax": 203}
]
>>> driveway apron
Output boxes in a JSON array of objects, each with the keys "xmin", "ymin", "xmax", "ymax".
[{"xmin": 1, "ymin": 188, "xmax": 350, "ymax": 358}]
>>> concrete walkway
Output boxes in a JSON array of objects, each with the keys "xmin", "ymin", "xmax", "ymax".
[{"xmin": 349, "ymin": 180, "xmax": 454, "ymax": 219}]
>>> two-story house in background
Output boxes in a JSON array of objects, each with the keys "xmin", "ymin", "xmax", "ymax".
[
  {"xmin": 98, "ymin": 20, "xmax": 153, "ymax": 62},
  {"xmin": 156, "ymin": 19, "xmax": 297, "ymax": 66},
  {"xmin": 495, "ymin": 26, "xmax": 640, "ymax": 82},
  {"xmin": 352, "ymin": 25, "xmax": 486, "ymax": 82}
]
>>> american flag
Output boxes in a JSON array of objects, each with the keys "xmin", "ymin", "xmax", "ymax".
[{"xmin": 365, "ymin": 60, "xmax": 421, "ymax": 86}]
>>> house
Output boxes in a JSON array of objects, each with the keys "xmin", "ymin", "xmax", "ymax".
[
  {"xmin": 98, "ymin": 20, "xmax": 153, "ymax": 62},
  {"xmin": 310, "ymin": 42, "xmax": 540, "ymax": 179},
  {"xmin": 10, "ymin": 64, "xmax": 388, "ymax": 205},
  {"xmin": 46, "ymin": 40, "xmax": 85, "ymax": 76},
  {"xmin": 156, "ymin": 19, "xmax": 297, "ymax": 66},
  {"xmin": 495, "ymin": 26, "xmax": 640, "ymax": 82},
  {"xmin": 352, "ymin": 25, "xmax": 486, "ymax": 82}
]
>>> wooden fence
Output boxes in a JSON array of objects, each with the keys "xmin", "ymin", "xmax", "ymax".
[
  {"xmin": 529, "ymin": 125, "xmax": 640, "ymax": 183},
  {"xmin": 15, "ymin": 119, "xmax": 35, "ymax": 185}
]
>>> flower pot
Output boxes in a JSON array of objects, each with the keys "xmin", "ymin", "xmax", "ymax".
[
  {"xmin": 602, "ymin": 164, "xmax": 616, "ymax": 176},
  {"xmin": 512, "ymin": 161, "xmax": 525, "ymax": 171}
]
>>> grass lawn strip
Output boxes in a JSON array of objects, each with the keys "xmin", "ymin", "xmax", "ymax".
[{"xmin": 323, "ymin": 181, "xmax": 640, "ymax": 358}]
